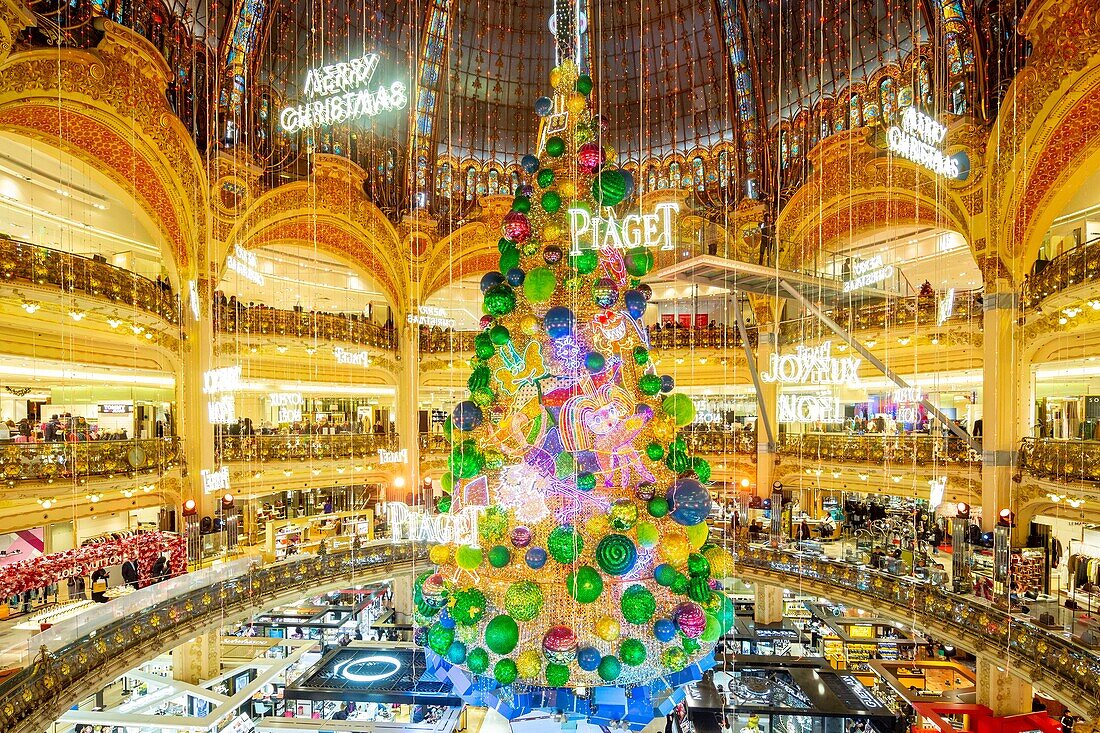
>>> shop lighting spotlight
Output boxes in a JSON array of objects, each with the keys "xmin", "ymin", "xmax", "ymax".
[
  {"xmin": 121, "ymin": 489, "xmax": 133, "ymax": 498},
  {"xmin": 740, "ymin": 478, "xmax": 750, "ymax": 488},
  {"xmin": 956, "ymin": 502, "xmax": 970, "ymax": 517},
  {"xmin": 250, "ymin": 346, "xmax": 258, "ymax": 353},
  {"xmin": 699, "ymin": 357, "xmax": 707, "ymax": 365},
  {"xmin": 998, "ymin": 508, "xmax": 1015, "ymax": 526},
  {"xmin": 835, "ymin": 343, "xmax": 848, "ymax": 351},
  {"xmin": 68, "ymin": 310, "xmax": 85, "ymax": 321},
  {"xmin": 930, "ymin": 336, "xmax": 940, "ymax": 345},
  {"xmin": 354, "ymin": 465, "xmax": 364, "ymax": 472},
  {"xmin": 283, "ymin": 469, "xmax": 293, "ymax": 477},
  {"xmin": 858, "ymin": 473, "xmax": 869, "ymax": 481},
  {"xmin": 675, "ymin": 357, "xmax": 684, "ymax": 365},
  {"xmin": 222, "ymin": 493, "xmax": 235, "ymax": 507},
  {"xmin": 311, "ymin": 468, "xmax": 321, "ymax": 476},
  {"xmin": 865, "ymin": 339, "xmax": 876, "ymax": 348},
  {"xmin": 1048, "ymin": 493, "xmax": 1063, "ymax": 503},
  {"xmin": 276, "ymin": 345, "xmax": 288, "ymax": 353},
  {"xmin": 144, "ymin": 332, "xmax": 153, "ymax": 340},
  {"xmin": 891, "ymin": 475, "xmax": 902, "ymax": 483},
  {"xmin": 20, "ymin": 300, "xmax": 40, "ymax": 313},
  {"xmin": 394, "ymin": 475, "xmax": 407, "ymax": 488},
  {"xmin": 336, "ymin": 467, "xmax": 346, "ymax": 474},
  {"xmin": 897, "ymin": 336, "xmax": 910, "ymax": 345},
  {"xmin": 41, "ymin": 500, "xmax": 52, "ymax": 509},
  {"xmin": 183, "ymin": 498, "xmax": 197, "ymax": 516},
  {"xmin": 88, "ymin": 493, "xmax": 100, "ymax": 503},
  {"xmin": 831, "ymin": 471, "xmax": 841, "ymax": 479},
  {"xmin": 1089, "ymin": 300, "xmax": 1100, "ymax": 310}
]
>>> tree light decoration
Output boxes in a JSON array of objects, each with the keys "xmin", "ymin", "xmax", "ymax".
[{"xmin": 419, "ymin": 59, "xmax": 734, "ymax": 692}]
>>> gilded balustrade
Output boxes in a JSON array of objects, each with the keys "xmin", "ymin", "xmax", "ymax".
[
  {"xmin": 778, "ymin": 291, "xmax": 984, "ymax": 342},
  {"xmin": 1019, "ymin": 438, "xmax": 1100, "ymax": 484},
  {"xmin": 0, "ymin": 437, "xmax": 182, "ymax": 483},
  {"xmin": 214, "ymin": 433, "xmax": 398, "ymax": 463},
  {"xmin": 213, "ymin": 296, "xmax": 397, "ymax": 350},
  {"xmin": 0, "ymin": 237, "xmax": 179, "ymax": 324},
  {"xmin": 0, "ymin": 541, "xmax": 428, "ymax": 733},
  {"xmin": 777, "ymin": 432, "xmax": 980, "ymax": 465},
  {"xmin": 737, "ymin": 546, "xmax": 1100, "ymax": 713},
  {"xmin": 682, "ymin": 429, "xmax": 757, "ymax": 456},
  {"xmin": 418, "ymin": 325, "xmax": 751, "ymax": 355},
  {"xmin": 1021, "ymin": 240, "xmax": 1100, "ymax": 310}
]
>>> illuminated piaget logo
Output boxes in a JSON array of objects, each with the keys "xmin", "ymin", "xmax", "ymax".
[
  {"xmin": 380, "ymin": 501, "xmax": 483, "ymax": 546},
  {"xmin": 887, "ymin": 108, "xmax": 960, "ymax": 179},
  {"xmin": 280, "ymin": 53, "xmax": 407, "ymax": 133},
  {"xmin": 568, "ymin": 202, "xmax": 680, "ymax": 255}
]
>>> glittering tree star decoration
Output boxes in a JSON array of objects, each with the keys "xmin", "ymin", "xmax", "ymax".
[{"xmin": 415, "ymin": 58, "xmax": 736, "ymax": 692}]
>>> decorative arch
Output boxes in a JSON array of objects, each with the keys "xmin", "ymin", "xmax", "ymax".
[
  {"xmin": 419, "ymin": 221, "xmax": 498, "ymax": 300},
  {"xmin": 0, "ymin": 23, "xmax": 208, "ymax": 277}
]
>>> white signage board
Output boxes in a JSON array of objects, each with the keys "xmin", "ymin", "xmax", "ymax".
[
  {"xmin": 887, "ymin": 108, "xmax": 960, "ymax": 179},
  {"xmin": 225, "ymin": 245, "xmax": 265, "ymax": 286},
  {"xmin": 568, "ymin": 202, "xmax": 679, "ymax": 255},
  {"xmin": 201, "ymin": 466, "xmax": 231, "ymax": 494},
  {"xmin": 204, "ymin": 366, "xmax": 242, "ymax": 425},
  {"xmin": 280, "ymin": 53, "xmax": 407, "ymax": 133},
  {"xmin": 778, "ymin": 394, "xmax": 845, "ymax": 424},
  {"xmin": 760, "ymin": 342, "xmax": 861, "ymax": 387},
  {"xmin": 378, "ymin": 448, "xmax": 408, "ymax": 465}
]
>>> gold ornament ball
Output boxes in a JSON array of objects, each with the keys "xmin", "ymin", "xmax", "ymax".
[
  {"xmin": 429, "ymin": 545, "xmax": 451, "ymax": 564},
  {"xmin": 544, "ymin": 222, "xmax": 562, "ymax": 241},
  {"xmin": 596, "ymin": 616, "xmax": 621, "ymax": 641},
  {"xmin": 564, "ymin": 273, "xmax": 584, "ymax": 291},
  {"xmin": 586, "ymin": 513, "xmax": 610, "ymax": 536},
  {"xmin": 517, "ymin": 649, "xmax": 542, "ymax": 678},
  {"xmin": 651, "ymin": 414, "xmax": 677, "ymax": 442},
  {"xmin": 550, "ymin": 68, "xmax": 562, "ymax": 88},
  {"xmin": 520, "ymin": 315, "xmax": 539, "ymax": 335},
  {"xmin": 567, "ymin": 93, "xmax": 587, "ymax": 115},
  {"xmin": 604, "ymin": 145, "xmax": 617, "ymax": 164},
  {"xmin": 659, "ymin": 532, "xmax": 692, "ymax": 566},
  {"xmin": 522, "ymin": 241, "xmax": 540, "ymax": 256},
  {"xmin": 555, "ymin": 60, "xmax": 579, "ymax": 90},
  {"xmin": 559, "ymin": 179, "xmax": 577, "ymax": 198}
]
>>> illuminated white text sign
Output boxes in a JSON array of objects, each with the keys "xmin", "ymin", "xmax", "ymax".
[
  {"xmin": 201, "ymin": 466, "xmax": 231, "ymax": 494},
  {"xmin": 188, "ymin": 280, "xmax": 201, "ymax": 321},
  {"xmin": 778, "ymin": 394, "xmax": 844, "ymax": 424},
  {"xmin": 204, "ymin": 366, "xmax": 242, "ymax": 425},
  {"xmin": 380, "ymin": 501, "xmax": 484, "ymax": 546},
  {"xmin": 938, "ymin": 288, "xmax": 955, "ymax": 326},
  {"xmin": 843, "ymin": 255, "xmax": 894, "ymax": 292},
  {"xmin": 761, "ymin": 341, "xmax": 861, "ymax": 387},
  {"xmin": 887, "ymin": 108, "xmax": 960, "ymax": 179},
  {"xmin": 378, "ymin": 448, "xmax": 408, "ymax": 465},
  {"xmin": 280, "ymin": 53, "xmax": 407, "ymax": 133},
  {"xmin": 225, "ymin": 245, "xmax": 265, "ymax": 286},
  {"xmin": 334, "ymin": 347, "xmax": 371, "ymax": 367},
  {"xmin": 406, "ymin": 305, "xmax": 455, "ymax": 329},
  {"xmin": 269, "ymin": 392, "xmax": 303, "ymax": 423},
  {"xmin": 568, "ymin": 202, "xmax": 679, "ymax": 255}
]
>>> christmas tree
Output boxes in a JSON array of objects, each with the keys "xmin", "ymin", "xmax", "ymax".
[{"xmin": 416, "ymin": 58, "xmax": 736, "ymax": 692}]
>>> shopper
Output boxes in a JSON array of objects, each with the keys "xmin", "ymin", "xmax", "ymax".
[{"xmin": 90, "ymin": 569, "xmax": 109, "ymax": 602}]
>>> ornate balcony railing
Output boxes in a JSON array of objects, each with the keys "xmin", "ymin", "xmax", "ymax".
[
  {"xmin": 0, "ymin": 540, "xmax": 428, "ymax": 733},
  {"xmin": 419, "ymin": 433, "xmax": 451, "ymax": 456},
  {"xmin": 682, "ymin": 429, "xmax": 757, "ymax": 456},
  {"xmin": 778, "ymin": 291, "xmax": 984, "ymax": 343},
  {"xmin": 213, "ymin": 295, "xmax": 397, "ymax": 351},
  {"xmin": 736, "ymin": 546, "xmax": 1100, "ymax": 714},
  {"xmin": 1018, "ymin": 437, "xmax": 1100, "ymax": 485},
  {"xmin": 777, "ymin": 433, "xmax": 980, "ymax": 466},
  {"xmin": 0, "ymin": 437, "xmax": 182, "ymax": 483},
  {"xmin": 214, "ymin": 433, "xmax": 399, "ymax": 463},
  {"xmin": 1021, "ymin": 238, "xmax": 1100, "ymax": 310},
  {"xmin": 418, "ymin": 327, "xmax": 477, "ymax": 354},
  {"xmin": 418, "ymin": 325, "xmax": 753, "ymax": 355},
  {"xmin": 0, "ymin": 237, "xmax": 179, "ymax": 324}
]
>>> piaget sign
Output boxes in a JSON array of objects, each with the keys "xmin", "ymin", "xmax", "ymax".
[
  {"xmin": 887, "ymin": 108, "xmax": 960, "ymax": 179},
  {"xmin": 568, "ymin": 202, "xmax": 679, "ymax": 255},
  {"xmin": 280, "ymin": 53, "xmax": 407, "ymax": 133}
]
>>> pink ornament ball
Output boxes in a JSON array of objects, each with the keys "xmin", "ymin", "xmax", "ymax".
[
  {"xmin": 673, "ymin": 602, "xmax": 707, "ymax": 639},
  {"xmin": 502, "ymin": 212, "xmax": 532, "ymax": 244},
  {"xmin": 577, "ymin": 142, "xmax": 603, "ymax": 174},
  {"xmin": 542, "ymin": 625, "xmax": 578, "ymax": 663}
]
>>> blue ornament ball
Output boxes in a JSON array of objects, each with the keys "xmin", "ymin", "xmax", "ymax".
[
  {"xmin": 666, "ymin": 478, "xmax": 712, "ymax": 527},
  {"xmin": 452, "ymin": 401, "xmax": 484, "ymax": 431},
  {"xmin": 447, "ymin": 641, "xmax": 468, "ymax": 664},
  {"xmin": 534, "ymin": 96, "xmax": 554, "ymax": 116},
  {"xmin": 414, "ymin": 626, "xmax": 429, "ymax": 646},
  {"xmin": 544, "ymin": 306, "xmax": 575, "ymax": 340},
  {"xmin": 620, "ymin": 169, "xmax": 635, "ymax": 198},
  {"xmin": 521, "ymin": 154, "xmax": 540, "ymax": 173},
  {"xmin": 480, "ymin": 271, "xmax": 504, "ymax": 293},
  {"xmin": 660, "ymin": 375, "xmax": 675, "ymax": 393},
  {"xmin": 506, "ymin": 267, "xmax": 526, "ymax": 287},
  {"xmin": 438, "ymin": 609, "xmax": 456, "ymax": 629},
  {"xmin": 653, "ymin": 619, "xmax": 677, "ymax": 642},
  {"xmin": 624, "ymin": 289, "xmax": 647, "ymax": 319},
  {"xmin": 578, "ymin": 646, "xmax": 602, "ymax": 671},
  {"xmin": 593, "ymin": 276, "xmax": 619, "ymax": 308},
  {"xmin": 525, "ymin": 547, "xmax": 548, "ymax": 569}
]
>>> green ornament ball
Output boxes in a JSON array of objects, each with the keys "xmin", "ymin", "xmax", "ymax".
[
  {"xmin": 638, "ymin": 373, "xmax": 662, "ymax": 396},
  {"xmin": 497, "ymin": 237, "xmax": 513, "ymax": 253},
  {"xmin": 537, "ymin": 168, "xmax": 555, "ymax": 188},
  {"xmin": 670, "ymin": 574, "xmax": 689, "ymax": 595},
  {"xmin": 467, "ymin": 647, "xmax": 489, "ymax": 674},
  {"xmin": 598, "ymin": 655, "xmax": 622, "ymax": 681},
  {"xmin": 484, "ymin": 283, "xmax": 516, "ymax": 316},
  {"xmin": 471, "ymin": 387, "xmax": 495, "ymax": 407},
  {"xmin": 595, "ymin": 534, "xmax": 638, "ymax": 576},
  {"xmin": 632, "ymin": 346, "xmax": 650, "ymax": 365},
  {"xmin": 700, "ymin": 614, "xmax": 722, "ymax": 643},
  {"xmin": 494, "ymin": 658, "xmax": 518, "ymax": 685},
  {"xmin": 489, "ymin": 324, "xmax": 511, "ymax": 344},
  {"xmin": 567, "ymin": 565, "xmax": 604, "ymax": 603},
  {"xmin": 662, "ymin": 393, "xmax": 697, "ymax": 427},
  {"xmin": 440, "ymin": 471, "xmax": 455, "ymax": 493},
  {"xmin": 636, "ymin": 521, "xmax": 660, "ymax": 548},
  {"xmin": 504, "ymin": 580, "xmax": 544, "ymax": 621},
  {"xmin": 499, "ymin": 247, "xmax": 521, "ymax": 273},
  {"xmin": 687, "ymin": 552, "xmax": 711, "ymax": 578},
  {"xmin": 592, "ymin": 169, "xmax": 627, "ymax": 207},
  {"xmin": 547, "ymin": 525, "xmax": 584, "ymax": 563},
  {"xmin": 620, "ymin": 584, "xmax": 657, "ymax": 624},
  {"xmin": 546, "ymin": 136, "xmax": 566, "ymax": 157},
  {"xmin": 447, "ymin": 641, "xmax": 467, "ymax": 664},
  {"xmin": 449, "ymin": 440, "xmax": 484, "ymax": 478},
  {"xmin": 577, "ymin": 471, "xmax": 597, "ymax": 491},
  {"xmin": 625, "ymin": 247, "xmax": 655, "ymax": 277},
  {"xmin": 620, "ymin": 638, "xmax": 646, "ymax": 666},
  {"xmin": 691, "ymin": 457, "xmax": 712, "ymax": 484},
  {"xmin": 488, "ymin": 545, "xmax": 511, "ymax": 568},
  {"xmin": 545, "ymin": 662, "xmax": 570, "ymax": 686},
  {"xmin": 608, "ymin": 498, "xmax": 639, "ymax": 530},
  {"xmin": 645, "ymin": 442, "xmax": 665, "ymax": 461},
  {"xmin": 450, "ymin": 588, "xmax": 487, "ymax": 625},
  {"xmin": 485, "ymin": 614, "xmax": 520, "ymax": 655},
  {"xmin": 523, "ymin": 266, "xmax": 557, "ymax": 303},
  {"xmin": 665, "ymin": 449, "xmax": 689, "ymax": 473},
  {"xmin": 512, "ymin": 196, "xmax": 531, "ymax": 213},
  {"xmin": 568, "ymin": 249, "xmax": 598, "ymax": 274},
  {"xmin": 715, "ymin": 593, "xmax": 736, "ymax": 634},
  {"xmin": 480, "ymin": 506, "xmax": 509, "ymax": 543},
  {"xmin": 585, "ymin": 352, "xmax": 606, "ymax": 372},
  {"xmin": 682, "ymin": 637, "xmax": 701, "ymax": 655},
  {"xmin": 647, "ymin": 497, "xmax": 669, "ymax": 517},
  {"xmin": 654, "ymin": 563, "xmax": 679, "ymax": 586},
  {"xmin": 687, "ymin": 577, "xmax": 712, "ymax": 603},
  {"xmin": 428, "ymin": 623, "xmax": 455, "ymax": 655},
  {"xmin": 436, "ymin": 495, "xmax": 452, "ymax": 513},
  {"xmin": 541, "ymin": 191, "xmax": 562, "ymax": 213},
  {"xmin": 576, "ymin": 74, "xmax": 593, "ymax": 95},
  {"xmin": 468, "ymin": 364, "xmax": 492, "ymax": 392},
  {"xmin": 474, "ymin": 332, "xmax": 495, "ymax": 360},
  {"xmin": 455, "ymin": 545, "xmax": 483, "ymax": 571}
]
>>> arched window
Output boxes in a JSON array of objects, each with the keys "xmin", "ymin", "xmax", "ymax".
[
  {"xmin": 848, "ymin": 95, "xmax": 862, "ymax": 128},
  {"xmin": 918, "ymin": 59, "xmax": 933, "ymax": 105},
  {"xmin": 669, "ymin": 162, "xmax": 681, "ymax": 188},
  {"xmin": 692, "ymin": 157, "xmax": 705, "ymax": 190},
  {"xmin": 718, "ymin": 151, "xmax": 730, "ymax": 187},
  {"xmin": 780, "ymin": 130, "xmax": 790, "ymax": 169},
  {"xmin": 464, "ymin": 166, "xmax": 476, "ymax": 201},
  {"xmin": 879, "ymin": 77, "xmax": 898, "ymax": 124},
  {"xmin": 833, "ymin": 106, "xmax": 847, "ymax": 133},
  {"xmin": 475, "ymin": 170, "xmax": 488, "ymax": 196},
  {"xmin": 862, "ymin": 97, "xmax": 879, "ymax": 126},
  {"xmin": 509, "ymin": 170, "xmax": 520, "ymax": 195},
  {"xmin": 385, "ymin": 149, "xmax": 396, "ymax": 183},
  {"xmin": 437, "ymin": 163, "xmax": 451, "ymax": 197},
  {"xmin": 647, "ymin": 168, "xmax": 658, "ymax": 193},
  {"xmin": 487, "ymin": 168, "xmax": 500, "ymax": 195}
]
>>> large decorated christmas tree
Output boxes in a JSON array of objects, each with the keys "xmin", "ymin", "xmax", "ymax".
[{"xmin": 416, "ymin": 58, "xmax": 735, "ymax": 695}]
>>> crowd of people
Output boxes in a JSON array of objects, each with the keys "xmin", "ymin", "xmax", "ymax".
[{"xmin": 0, "ymin": 414, "xmax": 155, "ymax": 442}]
